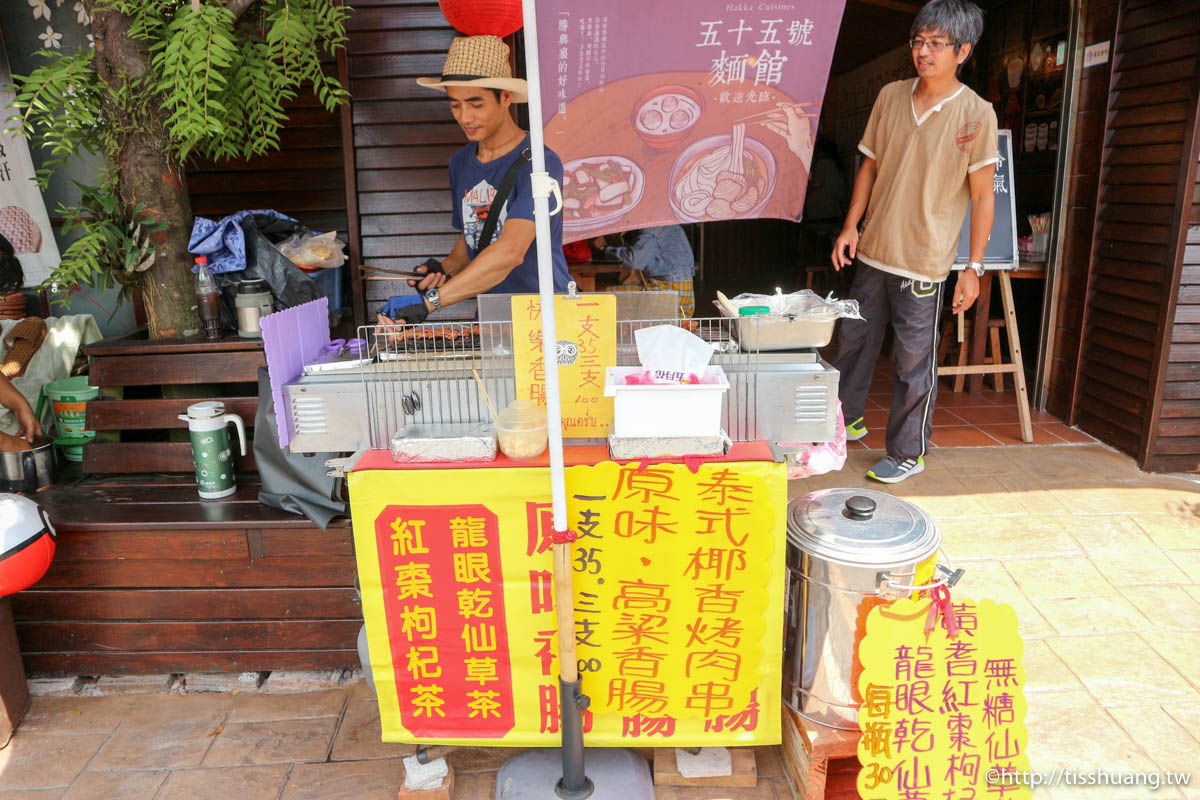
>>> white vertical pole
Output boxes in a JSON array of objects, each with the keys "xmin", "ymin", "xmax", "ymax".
[{"xmin": 520, "ymin": 1, "xmax": 592, "ymax": 796}]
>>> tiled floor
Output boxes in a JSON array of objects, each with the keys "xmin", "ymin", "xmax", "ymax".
[
  {"xmin": 849, "ymin": 362, "xmax": 1095, "ymax": 450},
  {"xmin": 3, "ymin": 443, "xmax": 1198, "ymax": 800}
]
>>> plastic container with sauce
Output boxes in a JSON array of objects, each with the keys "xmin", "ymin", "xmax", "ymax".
[{"xmin": 494, "ymin": 399, "xmax": 548, "ymax": 460}]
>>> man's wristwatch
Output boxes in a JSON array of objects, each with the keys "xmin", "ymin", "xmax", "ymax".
[
  {"xmin": 967, "ymin": 261, "xmax": 985, "ymax": 277},
  {"xmin": 423, "ymin": 288, "xmax": 443, "ymax": 311}
]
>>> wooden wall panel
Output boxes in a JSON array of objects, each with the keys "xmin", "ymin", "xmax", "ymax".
[
  {"xmin": 343, "ymin": 2, "xmax": 461, "ymax": 322},
  {"xmin": 1046, "ymin": 0, "xmax": 1119, "ymax": 420},
  {"xmin": 186, "ymin": 86, "xmax": 349, "ymax": 240},
  {"xmin": 1073, "ymin": 0, "xmax": 1200, "ymax": 471}
]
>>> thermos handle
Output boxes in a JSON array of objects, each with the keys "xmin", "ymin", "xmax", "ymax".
[{"xmin": 224, "ymin": 414, "xmax": 247, "ymax": 456}]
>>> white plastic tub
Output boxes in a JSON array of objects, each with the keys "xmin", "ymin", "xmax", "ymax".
[{"xmin": 603, "ymin": 366, "xmax": 729, "ymax": 438}]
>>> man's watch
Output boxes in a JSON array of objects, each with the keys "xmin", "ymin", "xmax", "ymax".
[
  {"xmin": 967, "ymin": 261, "xmax": 986, "ymax": 277},
  {"xmin": 422, "ymin": 288, "xmax": 443, "ymax": 311}
]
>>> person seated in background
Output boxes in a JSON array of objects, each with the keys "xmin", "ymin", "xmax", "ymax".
[
  {"xmin": 591, "ymin": 225, "xmax": 696, "ymax": 317},
  {"xmin": 0, "ymin": 236, "xmax": 40, "ymax": 451},
  {"xmin": 0, "ymin": 373, "xmax": 40, "ymax": 450}
]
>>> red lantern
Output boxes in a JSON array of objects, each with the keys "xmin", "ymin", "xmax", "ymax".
[{"xmin": 439, "ymin": 0, "xmax": 524, "ymax": 38}]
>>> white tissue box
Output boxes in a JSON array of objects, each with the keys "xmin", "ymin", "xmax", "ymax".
[{"xmin": 603, "ymin": 366, "xmax": 729, "ymax": 438}]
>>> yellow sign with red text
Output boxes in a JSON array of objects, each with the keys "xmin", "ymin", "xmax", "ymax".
[
  {"xmin": 857, "ymin": 597, "xmax": 1031, "ymax": 800},
  {"xmin": 349, "ymin": 458, "xmax": 786, "ymax": 746},
  {"xmin": 511, "ymin": 294, "xmax": 616, "ymax": 437}
]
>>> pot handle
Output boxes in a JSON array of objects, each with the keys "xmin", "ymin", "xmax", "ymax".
[
  {"xmin": 20, "ymin": 450, "xmax": 37, "ymax": 492},
  {"xmin": 224, "ymin": 413, "xmax": 247, "ymax": 457},
  {"xmin": 882, "ymin": 547, "xmax": 963, "ymax": 593}
]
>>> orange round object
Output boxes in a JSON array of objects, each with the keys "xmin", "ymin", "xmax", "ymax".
[{"xmin": 438, "ymin": 0, "xmax": 523, "ymax": 37}]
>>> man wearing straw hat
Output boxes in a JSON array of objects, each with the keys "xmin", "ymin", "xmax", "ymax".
[{"xmin": 377, "ymin": 36, "xmax": 572, "ymax": 325}]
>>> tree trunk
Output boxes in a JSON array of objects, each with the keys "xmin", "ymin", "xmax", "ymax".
[{"xmin": 91, "ymin": 10, "xmax": 198, "ymax": 340}]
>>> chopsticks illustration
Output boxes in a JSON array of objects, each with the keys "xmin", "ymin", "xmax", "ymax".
[{"xmin": 735, "ymin": 101, "xmax": 820, "ymax": 125}]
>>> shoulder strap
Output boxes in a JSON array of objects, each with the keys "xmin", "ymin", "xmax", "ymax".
[{"xmin": 478, "ymin": 147, "xmax": 531, "ymax": 252}]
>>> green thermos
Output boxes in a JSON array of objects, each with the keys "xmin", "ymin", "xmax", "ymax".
[{"xmin": 178, "ymin": 401, "xmax": 247, "ymax": 499}]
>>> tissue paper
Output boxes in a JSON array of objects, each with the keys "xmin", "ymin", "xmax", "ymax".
[{"xmin": 628, "ymin": 325, "xmax": 716, "ymax": 385}]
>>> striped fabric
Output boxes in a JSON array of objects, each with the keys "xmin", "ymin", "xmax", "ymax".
[{"xmin": 612, "ymin": 278, "xmax": 695, "ymax": 318}]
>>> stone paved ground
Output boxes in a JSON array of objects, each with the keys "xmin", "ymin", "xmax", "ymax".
[{"xmin": 2, "ymin": 443, "xmax": 1198, "ymax": 800}]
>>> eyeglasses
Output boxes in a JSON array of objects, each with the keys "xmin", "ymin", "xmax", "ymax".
[{"xmin": 910, "ymin": 38, "xmax": 958, "ymax": 53}]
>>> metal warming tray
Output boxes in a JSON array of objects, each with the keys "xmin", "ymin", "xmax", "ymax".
[{"xmin": 717, "ymin": 305, "xmax": 838, "ymax": 351}]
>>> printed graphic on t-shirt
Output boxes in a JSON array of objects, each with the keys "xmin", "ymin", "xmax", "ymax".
[
  {"xmin": 462, "ymin": 179, "xmax": 508, "ymax": 251},
  {"xmin": 955, "ymin": 121, "xmax": 982, "ymax": 153}
]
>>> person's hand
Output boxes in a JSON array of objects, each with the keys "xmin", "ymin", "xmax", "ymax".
[
  {"xmin": 763, "ymin": 103, "xmax": 814, "ymax": 169},
  {"xmin": 408, "ymin": 258, "xmax": 447, "ymax": 292},
  {"xmin": 379, "ymin": 294, "xmax": 431, "ymax": 324},
  {"xmin": 832, "ymin": 226, "xmax": 859, "ymax": 270},
  {"xmin": 14, "ymin": 402, "xmax": 41, "ymax": 443},
  {"xmin": 952, "ymin": 269, "xmax": 981, "ymax": 314}
]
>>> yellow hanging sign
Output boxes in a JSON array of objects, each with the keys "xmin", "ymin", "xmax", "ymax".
[
  {"xmin": 349, "ymin": 457, "xmax": 787, "ymax": 747},
  {"xmin": 511, "ymin": 294, "xmax": 616, "ymax": 437},
  {"xmin": 857, "ymin": 597, "xmax": 1031, "ymax": 799}
]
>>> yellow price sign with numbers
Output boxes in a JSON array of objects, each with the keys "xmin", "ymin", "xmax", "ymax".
[
  {"xmin": 512, "ymin": 294, "xmax": 616, "ymax": 437},
  {"xmin": 857, "ymin": 597, "xmax": 1031, "ymax": 800}
]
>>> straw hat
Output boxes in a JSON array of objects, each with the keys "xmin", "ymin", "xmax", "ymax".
[{"xmin": 417, "ymin": 35, "xmax": 528, "ymax": 102}]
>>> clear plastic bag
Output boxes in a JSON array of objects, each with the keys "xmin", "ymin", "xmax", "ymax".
[
  {"xmin": 729, "ymin": 288, "xmax": 862, "ymax": 320},
  {"xmin": 276, "ymin": 231, "xmax": 346, "ymax": 269}
]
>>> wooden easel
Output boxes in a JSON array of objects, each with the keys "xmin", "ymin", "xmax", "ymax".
[{"xmin": 937, "ymin": 269, "xmax": 1033, "ymax": 442}]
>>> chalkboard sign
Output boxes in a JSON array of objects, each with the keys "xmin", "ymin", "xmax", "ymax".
[{"xmin": 954, "ymin": 129, "xmax": 1018, "ymax": 270}]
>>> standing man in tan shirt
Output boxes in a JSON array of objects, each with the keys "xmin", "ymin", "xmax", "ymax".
[{"xmin": 831, "ymin": 0, "xmax": 998, "ymax": 483}]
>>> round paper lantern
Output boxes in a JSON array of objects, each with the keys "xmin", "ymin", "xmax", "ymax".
[
  {"xmin": 439, "ymin": 0, "xmax": 524, "ymax": 38},
  {"xmin": 0, "ymin": 494, "xmax": 55, "ymax": 597}
]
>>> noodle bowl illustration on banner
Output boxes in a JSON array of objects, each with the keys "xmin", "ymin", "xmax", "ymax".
[{"xmin": 669, "ymin": 125, "xmax": 777, "ymax": 222}]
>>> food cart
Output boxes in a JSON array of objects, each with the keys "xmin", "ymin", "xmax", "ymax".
[{"xmin": 269, "ymin": 291, "xmax": 846, "ymax": 755}]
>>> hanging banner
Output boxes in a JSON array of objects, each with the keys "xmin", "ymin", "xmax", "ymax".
[
  {"xmin": 0, "ymin": 28, "xmax": 61, "ymax": 287},
  {"xmin": 857, "ymin": 597, "xmax": 1032, "ymax": 799},
  {"xmin": 512, "ymin": 293, "xmax": 617, "ymax": 437},
  {"xmin": 535, "ymin": 0, "xmax": 847, "ymax": 242},
  {"xmin": 349, "ymin": 458, "xmax": 787, "ymax": 746}
]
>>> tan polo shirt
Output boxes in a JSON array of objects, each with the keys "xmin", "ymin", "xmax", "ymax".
[{"xmin": 856, "ymin": 79, "xmax": 999, "ymax": 283}]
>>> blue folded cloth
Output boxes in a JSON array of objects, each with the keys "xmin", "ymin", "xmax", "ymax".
[{"xmin": 189, "ymin": 210, "xmax": 298, "ymax": 274}]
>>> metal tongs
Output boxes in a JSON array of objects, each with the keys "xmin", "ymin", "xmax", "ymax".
[{"xmin": 360, "ymin": 265, "xmax": 426, "ymax": 279}]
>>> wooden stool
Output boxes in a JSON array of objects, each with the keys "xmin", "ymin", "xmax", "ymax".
[{"xmin": 780, "ymin": 707, "xmax": 860, "ymax": 799}]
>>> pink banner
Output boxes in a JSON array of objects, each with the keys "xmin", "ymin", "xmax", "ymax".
[{"xmin": 536, "ymin": 1, "xmax": 847, "ymax": 242}]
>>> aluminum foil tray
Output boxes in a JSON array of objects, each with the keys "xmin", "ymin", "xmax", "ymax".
[
  {"xmin": 607, "ymin": 425, "xmax": 731, "ymax": 460},
  {"xmin": 391, "ymin": 422, "xmax": 497, "ymax": 463}
]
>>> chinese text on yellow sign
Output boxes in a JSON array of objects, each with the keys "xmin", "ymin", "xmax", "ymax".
[
  {"xmin": 512, "ymin": 294, "xmax": 616, "ymax": 437},
  {"xmin": 857, "ymin": 597, "xmax": 1030, "ymax": 799},
  {"xmin": 349, "ymin": 458, "xmax": 786, "ymax": 746}
]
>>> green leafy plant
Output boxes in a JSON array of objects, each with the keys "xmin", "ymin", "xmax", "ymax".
[
  {"xmin": 5, "ymin": 0, "xmax": 350, "ymax": 334},
  {"xmin": 54, "ymin": 182, "xmax": 169, "ymax": 305}
]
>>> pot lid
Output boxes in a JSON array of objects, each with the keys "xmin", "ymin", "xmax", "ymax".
[
  {"xmin": 238, "ymin": 279, "xmax": 269, "ymax": 294},
  {"xmin": 787, "ymin": 488, "xmax": 939, "ymax": 568},
  {"xmin": 185, "ymin": 401, "xmax": 226, "ymax": 420}
]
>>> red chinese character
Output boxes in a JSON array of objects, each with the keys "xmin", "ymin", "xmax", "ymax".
[{"xmin": 529, "ymin": 569, "xmax": 555, "ymax": 614}]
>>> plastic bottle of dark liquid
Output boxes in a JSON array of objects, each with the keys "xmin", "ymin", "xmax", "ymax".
[{"xmin": 195, "ymin": 257, "xmax": 221, "ymax": 340}]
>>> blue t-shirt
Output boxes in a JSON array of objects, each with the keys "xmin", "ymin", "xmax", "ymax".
[{"xmin": 449, "ymin": 135, "xmax": 571, "ymax": 295}]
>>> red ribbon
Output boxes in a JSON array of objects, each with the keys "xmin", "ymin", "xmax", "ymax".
[
  {"xmin": 924, "ymin": 583, "xmax": 960, "ymax": 637},
  {"xmin": 551, "ymin": 529, "xmax": 578, "ymax": 544},
  {"xmin": 634, "ymin": 456, "xmax": 707, "ymax": 474}
]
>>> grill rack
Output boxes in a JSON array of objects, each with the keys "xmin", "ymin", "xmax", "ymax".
[{"xmin": 357, "ymin": 316, "xmax": 761, "ymax": 450}]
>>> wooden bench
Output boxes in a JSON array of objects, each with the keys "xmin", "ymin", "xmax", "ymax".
[
  {"xmin": 17, "ymin": 478, "xmax": 357, "ymax": 676},
  {"xmin": 82, "ymin": 331, "xmax": 267, "ymax": 474},
  {"xmin": 15, "ymin": 332, "xmax": 359, "ymax": 676}
]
